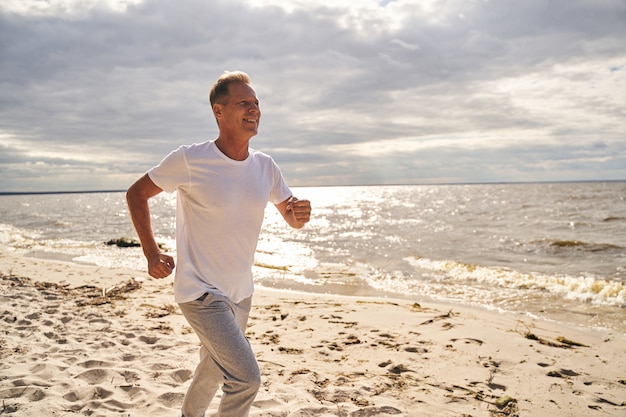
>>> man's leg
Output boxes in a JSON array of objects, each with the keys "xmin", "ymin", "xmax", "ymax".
[
  {"xmin": 179, "ymin": 294, "xmax": 260, "ymax": 417},
  {"xmin": 180, "ymin": 345, "xmax": 222, "ymax": 417}
]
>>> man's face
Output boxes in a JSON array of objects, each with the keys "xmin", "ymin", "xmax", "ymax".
[{"xmin": 216, "ymin": 82, "xmax": 261, "ymax": 137}]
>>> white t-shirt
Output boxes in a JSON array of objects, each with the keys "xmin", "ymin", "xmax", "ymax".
[{"xmin": 148, "ymin": 140, "xmax": 292, "ymax": 304}]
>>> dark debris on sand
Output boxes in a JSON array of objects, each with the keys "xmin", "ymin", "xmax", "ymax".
[{"xmin": 1, "ymin": 272, "xmax": 142, "ymax": 307}]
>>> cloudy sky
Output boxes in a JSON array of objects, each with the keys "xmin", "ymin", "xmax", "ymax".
[{"xmin": 1, "ymin": 0, "xmax": 624, "ymax": 192}]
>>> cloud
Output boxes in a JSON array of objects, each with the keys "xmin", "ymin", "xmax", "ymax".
[{"xmin": 0, "ymin": 0, "xmax": 625, "ymax": 191}]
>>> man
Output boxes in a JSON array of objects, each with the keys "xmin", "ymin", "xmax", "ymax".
[{"xmin": 126, "ymin": 71, "xmax": 311, "ymax": 417}]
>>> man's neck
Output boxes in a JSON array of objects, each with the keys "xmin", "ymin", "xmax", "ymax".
[{"xmin": 215, "ymin": 136, "xmax": 250, "ymax": 161}]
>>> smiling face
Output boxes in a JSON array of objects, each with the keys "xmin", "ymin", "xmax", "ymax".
[{"xmin": 213, "ymin": 82, "xmax": 261, "ymax": 139}]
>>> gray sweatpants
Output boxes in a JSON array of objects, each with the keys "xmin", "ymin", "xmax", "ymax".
[{"xmin": 178, "ymin": 293, "xmax": 261, "ymax": 417}]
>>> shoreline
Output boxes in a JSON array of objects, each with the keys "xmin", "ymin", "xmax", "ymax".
[
  {"xmin": 18, "ymin": 245, "xmax": 626, "ymax": 335},
  {"xmin": 1, "ymin": 247, "xmax": 625, "ymax": 416}
]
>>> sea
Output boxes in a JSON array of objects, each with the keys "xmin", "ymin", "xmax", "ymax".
[{"xmin": 1, "ymin": 182, "xmax": 624, "ymax": 334}]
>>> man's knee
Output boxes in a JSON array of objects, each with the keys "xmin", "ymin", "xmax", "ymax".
[
  {"xmin": 244, "ymin": 364, "xmax": 262, "ymax": 393},
  {"xmin": 227, "ymin": 365, "xmax": 261, "ymax": 395}
]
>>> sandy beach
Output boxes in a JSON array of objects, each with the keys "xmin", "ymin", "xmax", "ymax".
[{"xmin": 0, "ymin": 247, "xmax": 624, "ymax": 416}]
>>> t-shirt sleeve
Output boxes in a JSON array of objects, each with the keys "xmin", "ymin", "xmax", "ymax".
[
  {"xmin": 147, "ymin": 146, "xmax": 189, "ymax": 193},
  {"xmin": 269, "ymin": 158, "xmax": 293, "ymax": 205}
]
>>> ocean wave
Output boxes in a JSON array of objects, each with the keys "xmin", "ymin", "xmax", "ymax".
[
  {"xmin": 0, "ymin": 223, "xmax": 40, "ymax": 248},
  {"xmin": 406, "ymin": 256, "xmax": 625, "ymax": 307}
]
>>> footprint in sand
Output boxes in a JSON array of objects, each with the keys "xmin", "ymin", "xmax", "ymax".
[
  {"xmin": 62, "ymin": 386, "xmax": 114, "ymax": 402},
  {"xmin": 75, "ymin": 368, "xmax": 112, "ymax": 385},
  {"xmin": 118, "ymin": 385, "xmax": 149, "ymax": 402},
  {"xmin": 78, "ymin": 359, "xmax": 115, "ymax": 369},
  {"xmin": 120, "ymin": 370, "xmax": 141, "ymax": 384},
  {"xmin": 350, "ymin": 406, "xmax": 402, "ymax": 416},
  {"xmin": 0, "ymin": 387, "xmax": 46, "ymax": 402},
  {"xmin": 90, "ymin": 386, "xmax": 115, "ymax": 400},
  {"xmin": 169, "ymin": 369, "xmax": 193, "ymax": 384},
  {"xmin": 157, "ymin": 392, "xmax": 185, "ymax": 408},
  {"xmin": 139, "ymin": 335, "xmax": 159, "ymax": 345},
  {"xmin": 29, "ymin": 363, "xmax": 67, "ymax": 378},
  {"xmin": 88, "ymin": 317, "xmax": 112, "ymax": 325},
  {"xmin": 122, "ymin": 353, "xmax": 138, "ymax": 361}
]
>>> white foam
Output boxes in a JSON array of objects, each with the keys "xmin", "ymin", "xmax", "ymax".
[{"xmin": 406, "ymin": 256, "xmax": 625, "ymax": 307}]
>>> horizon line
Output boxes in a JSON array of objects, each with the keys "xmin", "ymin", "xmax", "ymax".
[{"xmin": 1, "ymin": 179, "xmax": 625, "ymax": 196}]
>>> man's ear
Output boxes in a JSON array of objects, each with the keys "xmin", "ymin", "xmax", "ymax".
[{"xmin": 213, "ymin": 103, "xmax": 223, "ymax": 118}]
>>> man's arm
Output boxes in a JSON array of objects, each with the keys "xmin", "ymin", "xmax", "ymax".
[
  {"xmin": 126, "ymin": 173, "xmax": 175, "ymax": 278},
  {"xmin": 275, "ymin": 196, "xmax": 311, "ymax": 229}
]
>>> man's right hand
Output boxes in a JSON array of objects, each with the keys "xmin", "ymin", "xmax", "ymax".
[{"xmin": 147, "ymin": 253, "xmax": 175, "ymax": 279}]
